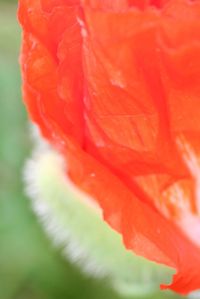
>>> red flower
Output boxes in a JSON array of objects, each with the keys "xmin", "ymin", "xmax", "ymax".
[{"xmin": 18, "ymin": 0, "xmax": 200, "ymax": 294}]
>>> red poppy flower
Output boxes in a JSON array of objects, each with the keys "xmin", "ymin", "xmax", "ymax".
[{"xmin": 18, "ymin": 0, "xmax": 200, "ymax": 295}]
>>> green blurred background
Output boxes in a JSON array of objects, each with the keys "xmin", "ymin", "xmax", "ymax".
[
  {"xmin": 0, "ymin": 2, "xmax": 124, "ymax": 298},
  {"xmin": 0, "ymin": 2, "xmax": 183, "ymax": 299}
]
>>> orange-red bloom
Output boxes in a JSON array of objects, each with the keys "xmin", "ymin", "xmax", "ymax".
[{"xmin": 18, "ymin": 0, "xmax": 200, "ymax": 294}]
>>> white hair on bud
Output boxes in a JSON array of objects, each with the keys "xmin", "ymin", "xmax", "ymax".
[
  {"xmin": 23, "ymin": 125, "xmax": 174, "ymax": 297},
  {"xmin": 23, "ymin": 130, "xmax": 106, "ymax": 278}
]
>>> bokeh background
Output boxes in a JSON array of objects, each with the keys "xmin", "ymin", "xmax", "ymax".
[{"xmin": 0, "ymin": 1, "xmax": 183, "ymax": 299}]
